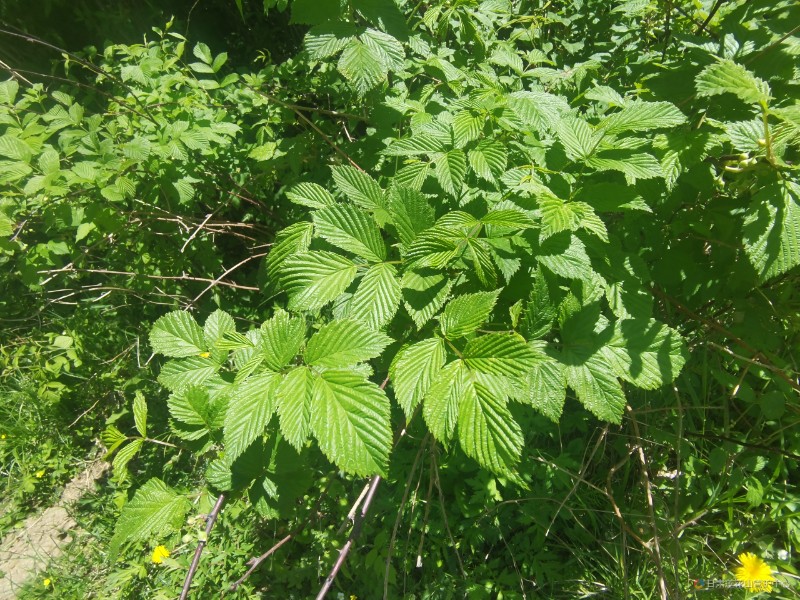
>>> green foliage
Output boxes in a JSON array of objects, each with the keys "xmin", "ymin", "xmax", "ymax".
[{"xmin": 3, "ymin": 0, "xmax": 800, "ymax": 597}]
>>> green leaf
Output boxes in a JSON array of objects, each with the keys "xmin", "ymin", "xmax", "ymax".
[
  {"xmin": 305, "ymin": 23, "xmax": 358, "ymax": 59},
  {"xmin": 286, "ymin": 182, "xmax": 336, "ymax": 209},
  {"xmin": 742, "ymin": 181, "xmax": 800, "ymax": 281},
  {"xmin": 260, "ymin": 310, "xmax": 306, "ymax": 370},
  {"xmin": 109, "ymin": 478, "xmax": 190, "ymax": 559},
  {"xmin": 225, "ymin": 373, "xmax": 277, "ymax": 461},
  {"xmin": 522, "ymin": 267, "xmax": 556, "ymax": 339},
  {"xmin": 204, "ymin": 310, "xmax": 236, "ymax": 351},
  {"xmin": 331, "ymin": 165, "xmax": 385, "ymax": 211},
  {"xmin": 304, "ymin": 319, "xmax": 392, "ymax": 367},
  {"xmin": 266, "ymin": 222, "xmax": 314, "ymax": 285},
  {"xmin": 600, "ymin": 319, "xmax": 687, "ymax": 389},
  {"xmin": 468, "ymin": 140, "xmax": 507, "ymax": 182},
  {"xmin": 158, "ymin": 357, "xmax": 219, "ymax": 392},
  {"xmin": 586, "ymin": 151, "xmax": 663, "ymax": 182},
  {"xmin": 564, "ymin": 354, "xmax": 626, "ymax": 423},
  {"xmin": 133, "ymin": 391, "xmax": 147, "ymax": 437},
  {"xmin": 193, "ymin": 42, "xmax": 213, "ymax": 64},
  {"xmin": 384, "ymin": 134, "xmax": 446, "ymax": 156},
  {"xmin": 338, "ymin": 39, "xmax": 386, "ymax": 94},
  {"xmin": 463, "ymin": 334, "xmax": 538, "ymax": 376},
  {"xmin": 423, "ymin": 359, "xmax": 467, "ymax": 443},
  {"xmin": 275, "ymin": 367, "xmax": 315, "ymax": 451},
  {"xmin": 696, "ymin": 59, "xmax": 771, "ymax": 105},
  {"xmin": 0, "ymin": 135, "xmax": 34, "ymax": 162},
  {"xmin": 390, "ymin": 338, "xmax": 446, "ymax": 418},
  {"xmin": 281, "ymin": 251, "xmax": 358, "ymax": 311},
  {"xmin": 557, "ymin": 116, "xmax": 600, "ymax": 161},
  {"xmin": 402, "ymin": 268, "xmax": 454, "ymax": 328},
  {"xmin": 387, "ymin": 187, "xmax": 435, "ymax": 246},
  {"xmin": 453, "ymin": 111, "xmax": 484, "ymax": 147},
  {"xmin": 150, "ymin": 312, "xmax": 206, "ymax": 358},
  {"xmin": 112, "ymin": 439, "xmax": 143, "ymax": 483},
  {"xmin": 361, "ymin": 28, "xmax": 404, "ymax": 71},
  {"xmin": 311, "ymin": 370, "xmax": 392, "ymax": 476},
  {"xmin": 600, "ymin": 100, "xmax": 686, "ymax": 134},
  {"xmin": 440, "ymin": 290, "xmax": 500, "ymax": 339},
  {"xmin": 535, "ymin": 233, "xmax": 594, "ymax": 280},
  {"xmin": 168, "ymin": 385, "xmax": 226, "ymax": 439},
  {"xmin": 348, "ymin": 262, "xmax": 402, "ymax": 329},
  {"xmin": 314, "ymin": 203, "xmax": 386, "ymax": 261},
  {"xmin": 523, "ymin": 342, "xmax": 566, "ymax": 421},
  {"xmin": 458, "ymin": 380, "xmax": 523, "ymax": 474},
  {"xmin": 433, "ymin": 149, "xmax": 467, "ymax": 196},
  {"xmin": 507, "ymin": 90, "xmax": 569, "ymax": 131}
]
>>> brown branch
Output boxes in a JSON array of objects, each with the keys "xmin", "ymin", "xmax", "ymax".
[
  {"xmin": 228, "ymin": 533, "xmax": 293, "ymax": 592},
  {"xmin": 38, "ymin": 267, "xmax": 260, "ymax": 292},
  {"xmin": 179, "ymin": 494, "xmax": 225, "ymax": 600},
  {"xmin": 188, "ymin": 252, "xmax": 268, "ymax": 305}
]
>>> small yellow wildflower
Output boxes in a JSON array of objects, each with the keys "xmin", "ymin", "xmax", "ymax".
[
  {"xmin": 151, "ymin": 545, "xmax": 170, "ymax": 564},
  {"xmin": 35, "ymin": 470, "xmax": 45, "ymax": 478},
  {"xmin": 735, "ymin": 552, "xmax": 775, "ymax": 592},
  {"xmin": 1, "ymin": 434, "xmax": 6, "ymax": 439},
  {"xmin": 43, "ymin": 578, "xmax": 51, "ymax": 587},
  {"xmin": 199, "ymin": 352, "xmax": 211, "ymax": 358}
]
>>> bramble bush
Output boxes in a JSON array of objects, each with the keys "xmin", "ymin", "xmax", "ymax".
[{"xmin": 1, "ymin": 0, "xmax": 799, "ymax": 597}]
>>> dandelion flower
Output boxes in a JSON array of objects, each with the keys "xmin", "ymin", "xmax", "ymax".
[
  {"xmin": 735, "ymin": 552, "xmax": 775, "ymax": 592},
  {"xmin": 151, "ymin": 545, "xmax": 170, "ymax": 564},
  {"xmin": 35, "ymin": 470, "xmax": 45, "ymax": 478},
  {"xmin": 199, "ymin": 352, "xmax": 211, "ymax": 358},
  {"xmin": 43, "ymin": 578, "xmax": 51, "ymax": 588}
]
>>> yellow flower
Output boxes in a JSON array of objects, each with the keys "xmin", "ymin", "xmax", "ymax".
[
  {"xmin": 43, "ymin": 578, "xmax": 51, "ymax": 588},
  {"xmin": 735, "ymin": 552, "xmax": 775, "ymax": 592},
  {"xmin": 35, "ymin": 470, "xmax": 45, "ymax": 478},
  {"xmin": 1, "ymin": 434, "xmax": 6, "ymax": 439},
  {"xmin": 199, "ymin": 352, "xmax": 211, "ymax": 358},
  {"xmin": 151, "ymin": 545, "xmax": 170, "ymax": 564}
]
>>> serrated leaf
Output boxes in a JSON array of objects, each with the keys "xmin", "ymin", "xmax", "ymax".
[
  {"xmin": 225, "ymin": 373, "xmax": 277, "ymax": 460},
  {"xmin": 331, "ymin": 165, "xmax": 385, "ymax": 211},
  {"xmin": 601, "ymin": 100, "xmax": 686, "ymax": 134},
  {"xmin": 463, "ymin": 334, "xmax": 538, "ymax": 376},
  {"xmin": 696, "ymin": 59, "xmax": 771, "ymax": 105},
  {"xmin": 150, "ymin": 312, "xmax": 206, "ymax": 358},
  {"xmin": 507, "ymin": 90, "xmax": 569, "ymax": 131},
  {"xmin": 348, "ymin": 262, "xmax": 401, "ymax": 329},
  {"xmin": 158, "ymin": 357, "xmax": 219, "ymax": 392},
  {"xmin": 204, "ymin": 310, "xmax": 236, "ymax": 350},
  {"xmin": 440, "ymin": 290, "xmax": 500, "ymax": 339},
  {"xmin": 390, "ymin": 338, "xmax": 446, "ymax": 418},
  {"xmin": 304, "ymin": 319, "xmax": 392, "ymax": 367},
  {"xmin": 468, "ymin": 140, "xmax": 507, "ymax": 182},
  {"xmin": 314, "ymin": 204, "xmax": 386, "ymax": 262},
  {"xmin": 453, "ymin": 111, "xmax": 484, "ymax": 147},
  {"xmin": 535, "ymin": 232, "xmax": 594, "ymax": 280},
  {"xmin": 564, "ymin": 354, "xmax": 626, "ymax": 423},
  {"xmin": 133, "ymin": 391, "xmax": 147, "ymax": 437},
  {"xmin": 458, "ymin": 380, "xmax": 523, "ymax": 474},
  {"xmin": 305, "ymin": 22, "xmax": 358, "ymax": 59},
  {"xmin": 112, "ymin": 439, "xmax": 143, "ymax": 483},
  {"xmin": 384, "ymin": 134, "xmax": 446, "ymax": 156},
  {"xmin": 522, "ymin": 267, "xmax": 556, "ymax": 339},
  {"xmin": 280, "ymin": 251, "xmax": 358, "ymax": 311},
  {"xmin": 286, "ymin": 182, "xmax": 336, "ymax": 209},
  {"xmin": 311, "ymin": 370, "xmax": 392, "ymax": 476},
  {"xmin": 109, "ymin": 478, "xmax": 190, "ymax": 559},
  {"xmin": 600, "ymin": 319, "xmax": 687, "ymax": 389},
  {"xmin": 338, "ymin": 39, "xmax": 386, "ymax": 94},
  {"xmin": 742, "ymin": 181, "xmax": 800, "ymax": 281},
  {"xmin": 586, "ymin": 151, "xmax": 663, "ymax": 182},
  {"xmin": 0, "ymin": 135, "xmax": 33, "ymax": 162},
  {"xmin": 523, "ymin": 342, "xmax": 566, "ymax": 421},
  {"xmin": 387, "ymin": 187, "xmax": 435, "ymax": 246},
  {"xmin": 260, "ymin": 310, "xmax": 306, "ymax": 370},
  {"xmin": 275, "ymin": 367, "xmax": 315, "ymax": 451},
  {"xmin": 402, "ymin": 268, "xmax": 454, "ymax": 328},
  {"xmin": 423, "ymin": 359, "xmax": 467, "ymax": 443},
  {"xmin": 433, "ymin": 149, "xmax": 466, "ymax": 196},
  {"xmin": 557, "ymin": 116, "xmax": 600, "ymax": 161},
  {"xmin": 266, "ymin": 222, "xmax": 314, "ymax": 285},
  {"xmin": 361, "ymin": 28, "xmax": 404, "ymax": 71},
  {"xmin": 168, "ymin": 385, "xmax": 226, "ymax": 439}
]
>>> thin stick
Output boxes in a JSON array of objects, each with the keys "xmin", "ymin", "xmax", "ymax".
[
  {"xmin": 315, "ymin": 475, "xmax": 382, "ymax": 600},
  {"xmin": 189, "ymin": 252, "xmax": 268, "ymax": 305},
  {"xmin": 228, "ymin": 534, "xmax": 293, "ymax": 591},
  {"xmin": 627, "ymin": 407, "xmax": 668, "ymax": 600},
  {"xmin": 179, "ymin": 494, "xmax": 225, "ymax": 600},
  {"xmin": 38, "ymin": 266, "xmax": 261, "ymax": 292},
  {"xmin": 431, "ymin": 442, "xmax": 465, "ymax": 577},
  {"xmin": 696, "ymin": 0, "xmax": 725, "ymax": 34},
  {"xmin": 181, "ymin": 213, "xmax": 214, "ymax": 253}
]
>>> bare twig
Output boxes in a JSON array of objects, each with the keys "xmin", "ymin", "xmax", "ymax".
[
  {"xmin": 696, "ymin": 0, "xmax": 725, "ymax": 34},
  {"xmin": 181, "ymin": 213, "xmax": 214, "ymax": 253},
  {"xmin": 38, "ymin": 266, "xmax": 260, "ymax": 292},
  {"xmin": 189, "ymin": 252, "xmax": 268, "ymax": 305},
  {"xmin": 228, "ymin": 534, "xmax": 293, "ymax": 591},
  {"xmin": 179, "ymin": 494, "xmax": 225, "ymax": 600},
  {"xmin": 315, "ymin": 475, "xmax": 382, "ymax": 600},
  {"xmin": 431, "ymin": 442, "xmax": 465, "ymax": 577}
]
